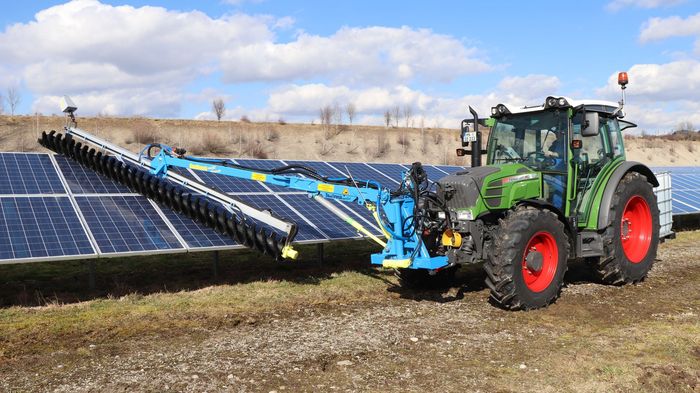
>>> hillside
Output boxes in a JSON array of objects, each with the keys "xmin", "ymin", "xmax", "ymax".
[{"xmin": 1, "ymin": 114, "xmax": 698, "ymax": 167}]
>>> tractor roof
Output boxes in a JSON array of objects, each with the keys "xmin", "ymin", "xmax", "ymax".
[{"xmin": 495, "ymin": 96, "xmax": 620, "ymax": 115}]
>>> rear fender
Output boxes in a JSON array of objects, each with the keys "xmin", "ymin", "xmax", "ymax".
[{"xmin": 597, "ymin": 161, "xmax": 658, "ymax": 229}]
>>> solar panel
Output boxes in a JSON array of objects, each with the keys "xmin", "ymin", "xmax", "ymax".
[
  {"xmin": 333, "ymin": 200, "xmax": 383, "ymax": 236},
  {"xmin": 421, "ymin": 165, "xmax": 451, "ymax": 182},
  {"xmin": 0, "ymin": 197, "xmax": 95, "ymax": 261},
  {"xmin": 76, "ymin": 196, "xmax": 184, "ymax": 254},
  {"xmin": 0, "ymin": 153, "xmax": 66, "ymax": 195},
  {"xmin": 326, "ymin": 162, "xmax": 399, "ymax": 189},
  {"xmin": 278, "ymin": 194, "xmax": 362, "ymax": 239},
  {"xmin": 234, "ymin": 194, "xmax": 326, "ymax": 241},
  {"xmin": 194, "ymin": 170, "xmax": 269, "ymax": 193},
  {"xmin": 159, "ymin": 209, "xmax": 239, "ymax": 250},
  {"xmin": 367, "ymin": 163, "xmax": 408, "ymax": 183},
  {"xmin": 435, "ymin": 165, "xmax": 466, "ymax": 174},
  {"xmin": 54, "ymin": 155, "xmax": 132, "ymax": 194}
]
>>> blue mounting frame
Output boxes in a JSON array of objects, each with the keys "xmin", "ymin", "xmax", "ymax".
[{"xmin": 146, "ymin": 146, "xmax": 449, "ymax": 270}]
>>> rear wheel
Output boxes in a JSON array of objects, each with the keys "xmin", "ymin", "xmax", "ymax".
[
  {"xmin": 592, "ymin": 172, "xmax": 659, "ymax": 284},
  {"xmin": 485, "ymin": 206, "xmax": 569, "ymax": 310}
]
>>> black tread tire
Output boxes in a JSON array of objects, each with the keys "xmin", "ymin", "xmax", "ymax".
[
  {"xmin": 484, "ymin": 206, "xmax": 569, "ymax": 310},
  {"xmin": 592, "ymin": 172, "xmax": 659, "ymax": 285},
  {"xmin": 396, "ymin": 266, "xmax": 457, "ymax": 290}
]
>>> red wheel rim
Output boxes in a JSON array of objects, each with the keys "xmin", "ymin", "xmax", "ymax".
[
  {"xmin": 620, "ymin": 195, "xmax": 652, "ymax": 263},
  {"xmin": 521, "ymin": 231, "xmax": 558, "ymax": 292}
]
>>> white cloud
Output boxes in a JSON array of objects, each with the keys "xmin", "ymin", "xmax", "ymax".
[
  {"xmin": 596, "ymin": 60, "xmax": 700, "ymax": 131},
  {"xmin": 34, "ymin": 88, "xmax": 183, "ymax": 117},
  {"xmin": 267, "ymin": 74, "xmax": 562, "ymax": 126},
  {"xmin": 607, "ymin": 0, "xmax": 685, "ymax": 12},
  {"xmin": 0, "ymin": 0, "xmax": 278, "ymax": 116},
  {"xmin": 639, "ymin": 12, "xmax": 700, "ymax": 42},
  {"xmin": 597, "ymin": 60, "xmax": 700, "ymax": 102},
  {"xmin": 1, "ymin": 1, "xmax": 491, "ymax": 118},
  {"xmin": 220, "ymin": 26, "xmax": 491, "ymax": 85}
]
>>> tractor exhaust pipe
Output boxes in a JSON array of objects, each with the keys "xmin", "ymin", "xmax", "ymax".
[{"xmin": 469, "ymin": 106, "xmax": 482, "ymax": 167}]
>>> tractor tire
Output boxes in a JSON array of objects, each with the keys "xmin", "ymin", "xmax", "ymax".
[
  {"xmin": 484, "ymin": 206, "xmax": 569, "ymax": 310},
  {"xmin": 396, "ymin": 266, "xmax": 457, "ymax": 290},
  {"xmin": 592, "ymin": 172, "xmax": 659, "ymax": 285}
]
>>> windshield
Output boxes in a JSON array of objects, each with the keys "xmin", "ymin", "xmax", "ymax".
[{"xmin": 487, "ymin": 109, "xmax": 569, "ymax": 171}]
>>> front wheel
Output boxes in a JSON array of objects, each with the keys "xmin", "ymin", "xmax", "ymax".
[
  {"xmin": 484, "ymin": 206, "xmax": 569, "ymax": 310},
  {"xmin": 592, "ymin": 172, "xmax": 659, "ymax": 284}
]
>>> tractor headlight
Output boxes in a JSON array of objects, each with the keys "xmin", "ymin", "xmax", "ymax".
[
  {"xmin": 456, "ymin": 210, "xmax": 474, "ymax": 221},
  {"xmin": 547, "ymin": 97, "xmax": 557, "ymax": 107},
  {"xmin": 558, "ymin": 97, "xmax": 567, "ymax": 106},
  {"xmin": 491, "ymin": 107, "xmax": 498, "ymax": 116}
]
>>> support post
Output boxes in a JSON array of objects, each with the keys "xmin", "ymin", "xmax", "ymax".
[
  {"xmin": 212, "ymin": 251, "xmax": 220, "ymax": 280},
  {"xmin": 317, "ymin": 243, "xmax": 325, "ymax": 265},
  {"xmin": 88, "ymin": 260, "xmax": 96, "ymax": 291}
]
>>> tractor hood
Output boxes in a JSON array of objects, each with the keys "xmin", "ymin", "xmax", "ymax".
[{"xmin": 436, "ymin": 163, "xmax": 541, "ymax": 219}]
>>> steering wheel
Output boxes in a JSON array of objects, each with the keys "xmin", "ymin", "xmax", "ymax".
[{"xmin": 525, "ymin": 151, "xmax": 556, "ymax": 169}]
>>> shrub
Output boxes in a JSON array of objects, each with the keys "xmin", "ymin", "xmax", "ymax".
[{"xmin": 240, "ymin": 115, "xmax": 251, "ymax": 123}]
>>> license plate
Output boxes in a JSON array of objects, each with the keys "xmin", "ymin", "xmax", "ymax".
[{"xmin": 464, "ymin": 132, "xmax": 477, "ymax": 142}]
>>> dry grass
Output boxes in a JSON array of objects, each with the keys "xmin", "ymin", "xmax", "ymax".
[
  {"xmin": 264, "ymin": 127, "xmax": 280, "ymax": 142},
  {"xmin": 319, "ymin": 142, "xmax": 335, "ymax": 156},
  {"xmin": 243, "ymin": 138, "xmax": 268, "ymax": 159},
  {"xmin": 371, "ymin": 133, "xmax": 391, "ymax": 158},
  {"xmin": 200, "ymin": 131, "xmax": 228, "ymax": 154}
]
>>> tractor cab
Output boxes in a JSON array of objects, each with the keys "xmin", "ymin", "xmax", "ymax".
[{"xmin": 485, "ymin": 97, "xmax": 633, "ymax": 221}]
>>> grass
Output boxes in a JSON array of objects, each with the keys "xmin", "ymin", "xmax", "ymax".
[{"xmin": 0, "ymin": 241, "xmax": 391, "ymax": 360}]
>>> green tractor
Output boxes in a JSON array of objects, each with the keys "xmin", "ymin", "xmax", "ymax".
[{"xmin": 412, "ymin": 72, "xmax": 661, "ymax": 310}]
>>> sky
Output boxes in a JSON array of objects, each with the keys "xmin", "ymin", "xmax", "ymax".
[{"xmin": 0, "ymin": 0, "xmax": 699, "ymax": 133}]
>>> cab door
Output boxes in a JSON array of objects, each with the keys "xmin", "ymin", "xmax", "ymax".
[{"xmin": 572, "ymin": 113, "xmax": 617, "ymax": 223}]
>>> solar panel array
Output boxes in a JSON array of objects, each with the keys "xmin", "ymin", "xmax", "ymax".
[
  {"xmin": 0, "ymin": 152, "xmax": 463, "ymax": 264},
  {"xmin": 0, "ymin": 151, "xmax": 685, "ymax": 265}
]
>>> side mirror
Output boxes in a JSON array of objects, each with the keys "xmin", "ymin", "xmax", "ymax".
[
  {"xmin": 460, "ymin": 120, "xmax": 471, "ymax": 147},
  {"xmin": 582, "ymin": 112, "xmax": 599, "ymax": 137}
]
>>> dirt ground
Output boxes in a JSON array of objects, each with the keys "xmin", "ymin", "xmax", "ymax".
[{"xmin": 0, "ymin": 231, "xmax": 698, "ymax": 392}]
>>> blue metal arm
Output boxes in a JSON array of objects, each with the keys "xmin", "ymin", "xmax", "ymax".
[{"xmin": 145, "ymin": 145, "xmax": 449, "ymax": 270}]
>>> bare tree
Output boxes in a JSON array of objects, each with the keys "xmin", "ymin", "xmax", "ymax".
[
  {"xmin": 212, "ymin": 98, "xmax": 226, "ymax": 121},
  {"xmin": 7, "ymin": 87, "xmax": 20, "ymax": 116},
  {"xmin": 392, "ymin": 105, "xmax": 400, "ymax": 127},
  {"xmin": 346, "ymin": 102, "xmax": 356, "ymax": 126},
  {"xmin": 0, "ymin": 92, "xmax": 4, "ymax": 114},
  {"xmin": 384, "ymin": 109, "xmax": 392, "ymax": 128},
  {"xmin": 402, "ymin": 105, "xmax": 413, "ymax": 128},
  {"xmin": 319, "ymin": 105, "xmax": 333, "ymax": 128},
  {"xmin": 677, "ymin": 120, "xmax": 695, "ymax": 132}
]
